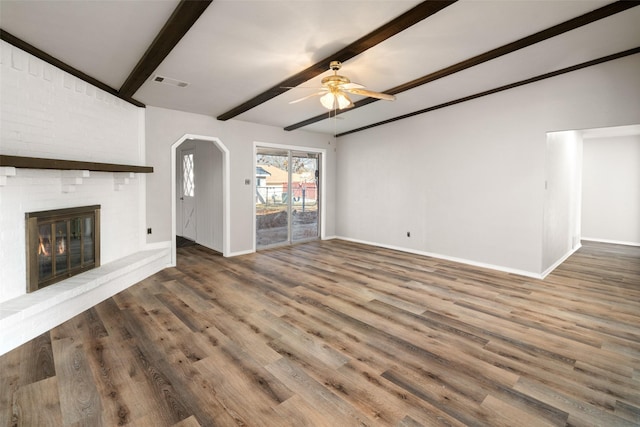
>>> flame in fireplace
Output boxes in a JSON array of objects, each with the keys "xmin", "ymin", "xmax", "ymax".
[
  {"xmin": 38, "ymin": 235, "xmax": 50, "ymax": 257},
  {"xmin": 37, "ymin": 230, "xmax": 66, "ymax": 257},
  {"xmin": 57, "ymin": 236, "xmax": 66, "ymax": 255}
]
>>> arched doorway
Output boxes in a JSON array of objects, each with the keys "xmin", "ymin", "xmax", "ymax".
[{"xmin": 170, "ymin": 134, "xmax": 230, "ymax": 265}]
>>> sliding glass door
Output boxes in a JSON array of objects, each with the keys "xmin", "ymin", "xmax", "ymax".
[
  {"xmin": 256, "ymin": 149, "xmax": 290, "ymax": 247},
  {"xmin": 256, "ymin": 148, "xmax": 320, "ymax": 249},
  {"xmin": 290, "ymin": 151, "xmax": 319, "ymax": 242}
]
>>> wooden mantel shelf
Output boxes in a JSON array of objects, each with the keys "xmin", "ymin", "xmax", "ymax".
[{"xmin": 0, "ymin": 155, "xmax": 153, "ymax": 173}]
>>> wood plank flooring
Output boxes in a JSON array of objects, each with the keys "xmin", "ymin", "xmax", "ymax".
[{"xmin": 1, "ymin": 240, "xmax": 639, "ymax": 426}]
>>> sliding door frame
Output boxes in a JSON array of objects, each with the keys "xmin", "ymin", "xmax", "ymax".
[{"xmin": 253, "ymin": 141, "xmax": 326, "ymax": 251}]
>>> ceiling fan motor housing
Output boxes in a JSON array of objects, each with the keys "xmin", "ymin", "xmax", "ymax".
[
  {"xmin": 322, "ymin": 74, "xmax": 350, "ymax": 87},
  {"xmin": 323, "ymin": 60, "xmax": 351, "ymax": 87},
  {"xmin": 329, "ymin": 60, "xmax": 342, "ymax": 71}
]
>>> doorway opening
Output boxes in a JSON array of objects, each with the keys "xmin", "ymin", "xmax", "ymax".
[
  {"xmin": 171, "ymin": 135, "xmax": 230, "ymax": 266},
  {"xmin": 255, "ymin": 146, "xmax": 322, "ymax": 249},
  {"xmin": 542, "ymin": 124, "xmax": 640, "ymax": 276}
]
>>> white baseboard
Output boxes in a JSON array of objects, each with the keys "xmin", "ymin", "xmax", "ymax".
[
  {"xmin": 581, "ymin": 237, "xmax": 640, "ymax": 247},
  {"xmin": 540, "ymin": 244, "xmax": 582, "ymax": 279},
  {"xmin": 226, "ymin": 249, "xmax": 255, "ymax": 257},
  {"xmin": 335, "ymin": 236, "xmax": 543, "ymax": 279},
  {"xmin": 146, "ymin": 240, "xmax": 172, "ymax": 250},
  {"xmin": 0, "ymin": 247, "xmax": 171, "ymax": 356},
  {"xmin": 228, "ymin": 236, "xmax": 337, "ymax": 257}
]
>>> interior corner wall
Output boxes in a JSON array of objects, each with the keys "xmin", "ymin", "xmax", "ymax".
[
  {"xmin": 207, "ymin": 142, "xmax": 224, "ymax": 252},
  {"xmin": 194, "ymin": 140, "xmax": 223, "ymax": 253},
  {"xmin": 144, "ymin": 106, "xmax": 336, "ymax": 255},
  {"xmin": 335, "ymin": 54, "xmax": 640, "ymax": 276},
  {"xmin": 542, "ymin": 131, "xmax": 583, "ymax": 273},
  {"xmin": 582, "ymin": 134, "xmax": 640, "ymax": 245}
]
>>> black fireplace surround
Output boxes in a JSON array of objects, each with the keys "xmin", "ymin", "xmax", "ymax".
[{"xmin": 25, "ymin": 205, "xmax": 100, "ymax": 292}]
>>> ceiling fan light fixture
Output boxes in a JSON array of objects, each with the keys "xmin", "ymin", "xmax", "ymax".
[
  {"xmin": 320, "ymin": 90, "xmax": 352, "ymax": 110},
  {"xmin": 320, "ymin": 92, "xmax": 336, "ymax": 110},
  {"xmin": 290, "ymin": 60, "xmax": 394, "ymax": 110},
  {"xmin": 336, "ymin": 92, "xmax": 352, "ymax": 109}
]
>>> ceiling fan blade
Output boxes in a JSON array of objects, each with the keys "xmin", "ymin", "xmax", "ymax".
[
  {"xmin": 340, "ymin": 82, "xmax": 365, "ymax": 90},
  {"xmin": 281, "ymin": 86, "xmax": 324, "ymax": 89},
  {"xmin": 344, "ymin": 87, "xmax": 396, "ymax": 101},
  {"xmin": 289, "ymin": 91, "xmax": 326, "ymax": 104},
  {"xmin": 341, "ymin": 92, "xmax": 354, "ymax": 109}
]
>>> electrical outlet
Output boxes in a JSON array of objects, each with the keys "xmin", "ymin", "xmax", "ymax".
[{"xmin": 147, "ymin": 228, "xmax": 152, "ymax": 235}]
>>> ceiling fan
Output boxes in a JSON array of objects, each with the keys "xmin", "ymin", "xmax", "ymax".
[{"xmin": 289, "ymin": 61, "xmax": 396, "ymax": 110}]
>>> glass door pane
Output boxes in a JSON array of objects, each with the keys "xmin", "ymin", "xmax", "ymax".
[
  {"xmin": 70, "ymin": 218, "xmax": 82, "ymax": 268},
  {"xmin": 83, "ymin": 216, "xmax": 94, "ymax": 264},
  {"xmin": 291, "ymin": 152, "xmax": 319, "ymax": 242},
  {"xmin": 55, "ymin": 221, "xmax": 68, "ymax": 275},
  {"xmin": 256, "ymin": 149, "xmax": 290, "ymax": 248},
  {"xmin": 181, "ymin": 149, "xmax": 197, "ymax": 241},
  {"xmin": 38, "ymin": 223, "xmax": 53, "ymax": 281}
]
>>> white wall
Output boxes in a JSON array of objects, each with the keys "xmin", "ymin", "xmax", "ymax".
[
  {"xmin": 336, "ymin": 54, "xmax": 640, "ymax": 276},
  {"xmin": 0, "ymin": 41, "xmax": 142, "ymax": 164},
  {"xmin": 145, "ymin": 106, "xmax": 336, "ymax": 255},
  {"xmin": 0, "ymin": 41, "xmax": 146, "ymax": 303},
  {"xmin": 582, "ymin": 133, "xmax": 640, "ymax": 245},
  {"xmin": 208, "ymin": 141, "xmax": 224, "ymax": 252},
  {"xmin": 194, "ymin": 140, "xmax": 223, "ymax": 252},
  {"xmin": 542, "ymin": 131, "xmax": 582, "ymax": 273}
]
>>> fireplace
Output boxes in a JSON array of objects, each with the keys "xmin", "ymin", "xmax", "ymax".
[{"xmin": 25, "ymin": 205, "xmax": 100, "ymax": 292}]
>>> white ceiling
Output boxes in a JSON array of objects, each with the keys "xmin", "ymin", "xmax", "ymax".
[{"xmin": 1, "ymin": 0, "xmax": 639, "ymax": 136}]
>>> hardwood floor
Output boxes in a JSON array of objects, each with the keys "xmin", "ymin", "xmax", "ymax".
[{"xmin": 1, "ymin": 240, "xmax": 639, "ymax": 426}]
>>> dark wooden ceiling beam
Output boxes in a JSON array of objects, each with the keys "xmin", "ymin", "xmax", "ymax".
[
  {"xmin": 336, "ymin": 47, "xmax": 640, "ymax": 137},
  {"xmin": 216, "ymin": 0, "xmax": 457, "ymax": 121},
  {"xmin": 118, "ymin": 0, "xmax": 213, "ymax": 98},
  {"xmin": 0, "ymin": 29, "xmax": 145, "ymax": 108},
  {"xmin": 285, "ymin": 0, "xmax": 639, "ymax": 131}
]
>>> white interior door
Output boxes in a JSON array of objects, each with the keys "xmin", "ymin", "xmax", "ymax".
[{"xmin": 181, "ymin": 148, "xmax": 197, "ymax": 241}]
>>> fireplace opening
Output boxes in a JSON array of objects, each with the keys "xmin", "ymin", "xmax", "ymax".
[{"xmin": 26, "ymin": 205, "xmax": 100, "ymax": 292}]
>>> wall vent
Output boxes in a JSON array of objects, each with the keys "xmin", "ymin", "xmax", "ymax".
[{"xmin": 152, "ymin": 75, "xmax": 189, "ymax": 88}]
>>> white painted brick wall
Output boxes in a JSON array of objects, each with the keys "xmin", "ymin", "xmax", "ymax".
[
  {"xmin": 0, "ymin": 41, "xmax": 146, "ymax": 303},
  {"xmin": 0, "ymin": 41, "xmax": 141, "ymax": 164}
]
